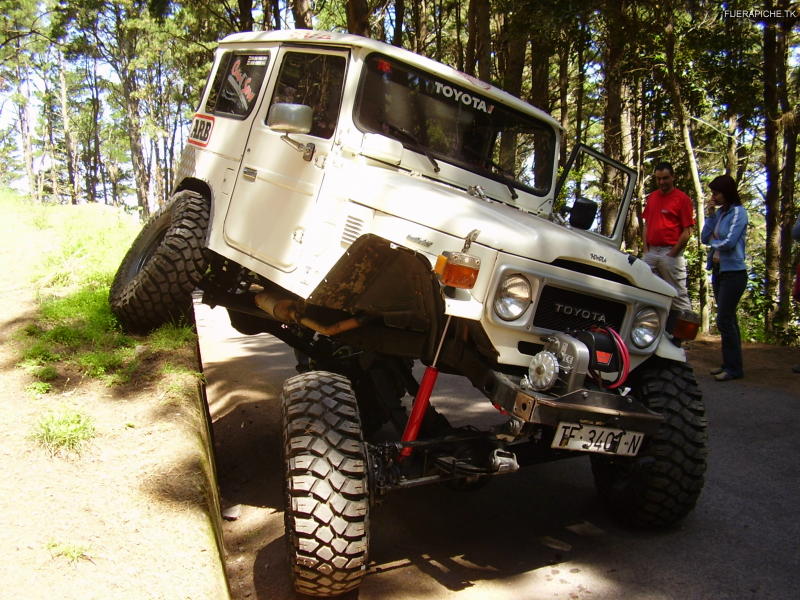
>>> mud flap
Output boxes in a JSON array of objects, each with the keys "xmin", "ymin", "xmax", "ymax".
[{"xmin": 307, "ymin": 234, "xmax": 443, "ymax": 335}]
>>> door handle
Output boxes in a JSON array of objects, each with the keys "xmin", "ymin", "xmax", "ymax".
[{"xmin": 242, "ymin": 166, "xmax": 257, "ymax": 181}]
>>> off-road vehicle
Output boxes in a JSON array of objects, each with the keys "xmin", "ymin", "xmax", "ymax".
[{"xmin": 110, "ymin": 30, "xmax": 707, "ymax": 598}]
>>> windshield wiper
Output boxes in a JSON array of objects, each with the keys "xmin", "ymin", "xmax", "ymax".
[
  {"xmin": 382, "ymin": 122, "xmax": 440, "ymax": 173},
  {"xmin": 484, "ymin": 157, "xmax": 518, "ymax": 200}
]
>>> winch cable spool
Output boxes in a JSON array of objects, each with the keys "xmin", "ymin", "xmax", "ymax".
[
  {"xmin": 587, "ymin": 325, "xmax": 630, "ymax": 390},
  {"xmin": 604, "ymin": 326, "xmax": 630, "ymax": 389}
]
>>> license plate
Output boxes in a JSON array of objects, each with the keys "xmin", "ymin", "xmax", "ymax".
[{"xmin": 551, "ymin": 422, "xmax": 644, "ymax": 456}]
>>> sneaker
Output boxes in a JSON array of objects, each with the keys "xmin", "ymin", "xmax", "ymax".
[
  {"xmin": 714, "ymin": 371, "xmax": 739, "ymax": 382},
  {"xmin": 709, "ymin": 367, "xmax": 724, "ymax": 375}
]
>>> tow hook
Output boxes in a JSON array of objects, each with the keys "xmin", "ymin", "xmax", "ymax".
[{"xmin": 490, "ymin": 448, "xmax": 519, "ymax": 474}]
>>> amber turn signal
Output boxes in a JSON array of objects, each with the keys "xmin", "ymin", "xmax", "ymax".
[
  {"xmin": 434, "ymin": 251, "xmax": 480, "ymax": 289},
  {"xmin": 672, "ymin": 312, "xmax": 700, "ymax": 341},
  {"xmin": 672, "ymin": 319, "xmax": 700, "ymax": 340}
]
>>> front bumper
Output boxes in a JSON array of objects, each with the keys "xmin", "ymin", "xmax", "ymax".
[{"xmin": 488, "ymin": 371, "xmax": 663, "ymax": 435}]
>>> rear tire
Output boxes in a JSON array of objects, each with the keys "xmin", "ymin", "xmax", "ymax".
[
  {"xmin": 591, "ymin": 359, "xmax": 707, "ymax": 528},
  {"xmin": 109, "ymin": 190, "xmax": 209, "ymax": 334},
  {"xmin": 281, "ymin": 371, "xmax": 370, "ymax": 597}
]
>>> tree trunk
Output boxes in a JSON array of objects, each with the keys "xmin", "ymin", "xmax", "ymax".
[
  {"xmin": 87, "ymin": 58, "xmax": 103, "ymax": 203},
  {"xmin": 393, "ymin": 0, "xmax": 405, "ymax": 47},
  {"xmin": 557, "ymin": 35, "xmax": 570, "ymax": 165},
  {"xmin": 474, "ymin": 0, "xmax": 491, "ymax": 81},
  {"xmin": 600, "ymin": 1, "xmax": 624, "ymax": 236},
  {"xmin": 465, "ymin": 0, "xmax": 477, "ymax": 76},
  {"xmin": 238, "ymin": 0, "xmax": 254, "ymax": 31},
  {"xmin": 120, "ymin": 75, "xmax": 151, "ymax": 218},
  {"xmin": 762, "ymin": 15, "xmax": 781, "ymax": 335},
  {"xmin": 725, "ymin": 114, "xmax": 738, "ymax": 176},
  {"xmin": 292, "ymin": 0, "xmax": 313, "ymax": 29},
  {"xmin": 621, "ymin": 84, "xmax": 640, "ymax": 251},
  {"xmin": 663, "ymin": 18, "xmax": 707, "ymax": 323},
  {"xmin": 499, "ymin": 13, "xmax": 526, "ymax": 171},
  {"xmin": 529, "ymin": 37, "xmax": 551, "ymax": 113},
  {"xmin": 410, "ymin": 0, "xmax": 429, "ymax": 54},
  {"xmin": 15, "ymin": 62, "xmax": 36, "ymax": 201},
  {"xmin": 574, "ymin": 20, "xmax": 587, "ymax": 149},
  {"xmin": 346, "ymin": 0, "xmax": 370, "ymax": 36},
  {"xmin": 774, "ymin": 11, "xmax": 798, "ymax": 330},
  {"xmin": 40, "ymin": 70, "xmax": 59, "ymax": 203},
  {"xmin": 59, "ymin": 51, "xmax": 79, "ymax": 205},
  {"xmin": 270, "ymin": 0, "xmax": 281, "ymax": 29}
]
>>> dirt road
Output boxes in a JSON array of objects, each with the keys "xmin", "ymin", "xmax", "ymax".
[{"xmin": 197, "ymin": 303, "xmax": 800, "ymax": 600}]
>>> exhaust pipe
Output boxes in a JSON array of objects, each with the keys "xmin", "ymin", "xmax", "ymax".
[{"xmin": 254, "ymin": 290, "xmax": 366, "ymax": 337}]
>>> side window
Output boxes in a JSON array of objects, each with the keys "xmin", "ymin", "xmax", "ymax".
[
  {"xmin": 269, "ymin": 52, "xmax": 346, "ymax": 139},
  {"xmin": 206, "ymin": 52, "xmax": 270, "ymax": 119}
]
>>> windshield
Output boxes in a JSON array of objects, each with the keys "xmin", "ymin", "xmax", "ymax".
[{"xmin": 355, "ymin": 54, "xmax": 556, "ymax": 196}]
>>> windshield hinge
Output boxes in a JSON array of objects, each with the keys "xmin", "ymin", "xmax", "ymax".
[{"xmin": 468, "ymin": 185, "xmax": 487, "ymax": 200}]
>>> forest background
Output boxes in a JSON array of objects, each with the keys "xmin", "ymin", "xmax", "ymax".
[{"xmin": 1, "ymin": 0, "xmax": 799, "ymax": 343}]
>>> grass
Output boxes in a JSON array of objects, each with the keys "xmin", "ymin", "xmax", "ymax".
[
  {"xmin": 31, "ymin": 409, "xmax": 96, "ymax": 456},
  {"xmin": 1, "ymin": 190, "xmax": 203, "ymax": 462},
  {"xmin": 46, "ymin": 541, "xmax": 94, "ymax": 564},
  {"xmin": 4, "ymin": 191, "xmax": 198, "ymax": 388},
  {"xmin": 26, "ymin": 381, "xmax": 53, "ymax": 395}
]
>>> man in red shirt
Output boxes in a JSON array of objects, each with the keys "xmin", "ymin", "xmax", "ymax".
[{"xmin": 642, "ymin": 161, "xmax": 694, "ymax": 312}]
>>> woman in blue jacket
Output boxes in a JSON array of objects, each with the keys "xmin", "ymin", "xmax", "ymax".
[{"xmin": 701, "ymin": 174, "xmax": 749, "ymax": 381}]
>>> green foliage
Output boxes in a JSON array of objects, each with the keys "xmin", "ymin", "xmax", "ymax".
[
  {"xmin": 30, "ymin": 409, "xmax": 96, "ymax": 456},
  {"xmin": 76, "ymin": 348, "xmax": 128, "ymax": 378},
  {"xmin": 5, "ymin": 194, "xmax": 202, "ymax": 396},
  {"xmin": 46, "ymin": 541, "xmax": 94, "ymax": 564},
  {"xmin": 32, "ymin": 364, "xmax": 59, "ymax": 381},
  {"xmin": 3, "ymin": 1, "xmax": 798, "ymax": 343},
  {"xmin": 26, "ymin": 381, "xmax": 53, "ymax": 395},
  {"xmin": 29, "ymin": 203, "xmax": 140, "ymax": 289},
  {"xmin": 148, "ymin": 323, "xmax": 197, "ymax": 352},
  {"xmin": 21, "ymin": 341, "xmax": 62, "ymax": 365}
]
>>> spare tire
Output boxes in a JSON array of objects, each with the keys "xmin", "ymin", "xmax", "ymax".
[{"xmin": 110, "ymin": 190, "xmax": 209, "ymax": 334}]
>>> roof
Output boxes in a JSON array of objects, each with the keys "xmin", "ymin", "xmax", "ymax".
[{"xmin": 219, "ymin": 29, "xmax": 562, "ymax": 131}]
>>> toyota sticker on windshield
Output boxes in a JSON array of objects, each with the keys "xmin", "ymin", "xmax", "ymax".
[{"xmin": 432, "ymin": 81, "xmax": 495, "ymax": 114}]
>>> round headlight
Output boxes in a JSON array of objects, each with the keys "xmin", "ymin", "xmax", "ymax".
[
  {"xmin": 631, "ymin": 307, "xmax": 661, "ymax": 348},
  {"xmin": 494, "ymin": 274, "xmax": 532, "ymax": 321}
]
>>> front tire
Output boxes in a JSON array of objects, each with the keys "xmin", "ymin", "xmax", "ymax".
[
  {"xmin": 591, "ymin": 359, "xmax": 707, "ymax": 528},
  {"xmin": 281, "ymin": 371, "xmax": 370, "ymax": 597},
  {"xmin": 109, "ymin": 190, "xmax": 209, "ymax": 334}
]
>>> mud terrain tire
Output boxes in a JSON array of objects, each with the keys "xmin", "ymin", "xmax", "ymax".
[
  {"xmin": 281, "ymin": 371, "xmax": 370, "ymax": 597},
  {"xmin": 109, "ymin": 190, "xmax": 209, "ymax": 334},
  {"xmin": 591, "ymin": 359, "xmax": 707, "ymax": 528}
]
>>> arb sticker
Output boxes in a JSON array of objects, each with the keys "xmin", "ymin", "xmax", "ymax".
[{"xmin": 188, "ymin": 114, "xmax": 215, "ymax": 147}]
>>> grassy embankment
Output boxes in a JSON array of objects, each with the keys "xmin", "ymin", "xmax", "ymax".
[{"xmin": 2, "ymin": 189, "xmax": 201, "ymax": 455}]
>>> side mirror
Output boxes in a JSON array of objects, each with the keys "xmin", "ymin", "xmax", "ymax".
[
  {"xmin": 267, "ymin": 103, "xmax": 313, "ymax": 134},
  {"xmin": 266, "ymin": 103, "xmax": 315, "ymax": 161},
  {"xmin": 569, "ymin": 197, "xmax": 598, "ymax": 230}
]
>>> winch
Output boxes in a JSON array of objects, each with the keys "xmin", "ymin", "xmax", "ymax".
[{"xmin": 524, "ymin": 327, "xmax": 630, "ymax": 394}]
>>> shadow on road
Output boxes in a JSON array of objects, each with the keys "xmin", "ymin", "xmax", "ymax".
[{"xmin": 198, "ymin": 305, "xmax": 800, "ymax": 600}]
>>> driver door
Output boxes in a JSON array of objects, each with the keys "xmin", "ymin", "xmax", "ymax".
[{"xmin": 223, "ymin": 47, "xmax": 348, "ymax": 272}]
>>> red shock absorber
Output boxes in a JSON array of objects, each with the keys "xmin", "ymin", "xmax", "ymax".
[{"xmin": 399, "ymin": 316, "xmax": 451, "ymax": 459}]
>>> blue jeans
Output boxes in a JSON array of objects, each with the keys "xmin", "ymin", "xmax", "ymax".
[{"xmin": 711, "ymin": 267, "xmax": 747, "ymax": 378}]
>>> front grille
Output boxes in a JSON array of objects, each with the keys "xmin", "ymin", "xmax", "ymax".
[
  {"xmin": 533, "ymin": 286, "xmax": 626, "ymax": 332},
  {"xmin": 341, "ymin": 215, "xmax": 365, "ymax": 247}
]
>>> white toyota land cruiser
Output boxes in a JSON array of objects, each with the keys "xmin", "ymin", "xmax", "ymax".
[{"xmin": 110, "ymin": 30, "xmax": 707, "ymax": 598}]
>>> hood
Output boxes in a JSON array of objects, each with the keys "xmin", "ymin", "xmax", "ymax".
[{"xmin": 347, "ymin": 167, "xmax": 675, "ymax": 297}]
